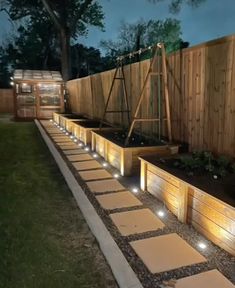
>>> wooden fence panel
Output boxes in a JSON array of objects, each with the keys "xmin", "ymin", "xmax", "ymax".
[
  {"xmin": 66, "ymin": 35, "xmax": 235, "ymax": 157},
  {"xmin": 0, "ymin": 89, "xmax": 14, "ymax": 113}
]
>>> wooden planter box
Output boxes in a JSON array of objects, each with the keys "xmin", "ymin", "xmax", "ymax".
[
  {"xmin": 53, "ymin": 112, "xmax": 61, "ymax": 123},
  {"xmin": 56, "ymin": 113, "xmax": 87, "ymax": 132},
  {"xmin": 139, "ymin": 157, "xmax": 235, "ymax": 256},
  {"xmin": 91, "ymin": 131, "xmax": 179, "ymax": 176},
  {"xmin": 71, "ymin": 121, "xmax": 116, "ymax": 146}
]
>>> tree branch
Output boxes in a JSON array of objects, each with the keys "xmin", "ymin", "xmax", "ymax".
[{"xmin": 40, "ymin": 0, "xmax": 62, "ymax": 30}]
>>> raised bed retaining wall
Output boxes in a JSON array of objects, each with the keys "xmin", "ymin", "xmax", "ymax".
[
  {"xmin": 139, "ymin": 157, "xmax": 235, "ymax": 256},
  {"xmin": 92, "ymin": 131, "xmax": 179, "ymax": 176}
]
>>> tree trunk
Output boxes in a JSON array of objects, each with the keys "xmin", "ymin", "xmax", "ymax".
[{"xmin": 60, "ymin": 28, "xmax": 71, "ymax": 81}]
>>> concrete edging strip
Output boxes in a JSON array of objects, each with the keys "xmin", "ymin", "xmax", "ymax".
[{"xmin": 35, "ymin": 120, "xmax": 143, "ymax": 288}]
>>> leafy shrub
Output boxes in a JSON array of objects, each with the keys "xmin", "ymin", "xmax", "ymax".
[{"xmin": 173, "ymin": 151, "xmax": 235, "ymax": 178}]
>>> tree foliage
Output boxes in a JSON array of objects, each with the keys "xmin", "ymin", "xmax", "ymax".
[
  {"xmin": 148, "ymin": 0, "xmax": 206, "ymax": 13},
  {"xmin": 1, "ymin": 0, "xmax": 105, "ymax": 80},
  {"xmin": 101, "ymin": 18, "xmax": 188, "ymax": 61}
]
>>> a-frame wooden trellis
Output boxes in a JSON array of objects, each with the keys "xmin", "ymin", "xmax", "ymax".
[
  {"xmin": 124, "ymin": 43, "xmax": 172, "ymax": 146},
  {"xmin": 100, "ymin": 57, "xmax": 131, "ymax": 128}
]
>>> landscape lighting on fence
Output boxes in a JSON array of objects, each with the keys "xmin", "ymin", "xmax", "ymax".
[{"xmin": 116, "ymin": 43, "xmax": 161, "ymax": 61}]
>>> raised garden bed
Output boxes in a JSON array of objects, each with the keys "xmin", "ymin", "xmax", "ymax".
[
  {"xmin": 59, "ymin": 114, "xmax": 88, "ymax": 131},
  {"xmin": 91, "ymin": 130, "xmax": 179, "ymax": 176},
  {"xmin": 139, "ymin": 153, "xmax": 235, "ymax": 256},
  {"xmin": 71, "ymin": 120, "xmax": 115, "ymax": 146}
]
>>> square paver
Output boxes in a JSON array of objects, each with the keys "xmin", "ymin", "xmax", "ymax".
[
  {"xmin": 110, "ymin": 208, "xmax": 165, "ymax": 236},
  {"xmin": 63, "ymin": 149, "xmax": 87, "ymax": 155},
  {"xmin": 86, "ymin": 179, "xmax": 125, "ymax": 193},
  {"xmin": 174, "ymin": 269, "xmax": 234, "ymax": 288},
  {"xmin": 130, "ymin": 233, "xmax": 206, "ymax": 274},
  {"xmin": 72, "ymin": 160, "xmax": 102, "ymax": 171},
  {"xmin": 67, "ymin": 154, "xmax": 93, "ymax": 162},
  {"xmin": 53, "ymin": 138, "xmax": 73, "ymax": 143},
  {"xmin": 96, "ymin": 191, "xmax": 143, "ymax": 210},
  {"xmin": 48, "ymin": 132, "xmax": 63, "ymax": 135},
  {"xmin": 60, "ymin": 145, "xmax": 80, "ymax": 150},
  {"xmin": 57, "ymin": 142, "xmax": 76, "ymax": 146},
  {"xmin": 79, "ymin": 169, "xmax": 112, "ymax": 181}
]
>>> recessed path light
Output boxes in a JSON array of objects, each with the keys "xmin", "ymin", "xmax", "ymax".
[
  {"xmin": 198, "ymin": 242, "xmax": 207, "ymax": 250},
  {"xmin": 132, "ymin": 187, "xmax": 139, "ymax": 193},
  {"xmin": 157, "ymin": 210, "xmax": 165, "ymax": 218},
  {"xmin": 113, "ymin": 173, "xmax": 120, "ymax": 179}
]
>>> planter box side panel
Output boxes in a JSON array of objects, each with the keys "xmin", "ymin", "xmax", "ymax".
[
  {"xmin": 188, "ymin": 187, "xmax": 235, "ymax": 256},
  {"xmin": 95, "ymin": 134, "xmax": 105, "ymax": 158},
  {"xmin": 146, "ymin": 166, "xmax": 180, "ymax": 216},
  {"xmin": 53, "ymin": 112, "xmax": 60, "ymax": 123},
  {"xmin": 107, "ymin": 142, "xmax": 122, "ymax": 172}
]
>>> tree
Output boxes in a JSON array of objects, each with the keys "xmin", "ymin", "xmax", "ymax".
[
  {"xmin": 100, "ymin": 18, "xmax": 187, "ymax": 61},
  {"xmin": 148, "ymin": 0, "xmax": 206, "ymax": 13},
  {"xmin": 2, "ymin": 0, "xmax": 104, "ymax": 80}
]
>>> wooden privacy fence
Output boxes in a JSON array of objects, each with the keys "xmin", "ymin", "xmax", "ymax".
[
  {"xmin": 67, "ymin": 34, "xmax": 235, "ymax": 157},
  {"xmin": 0, "ymin": 89, "xmax": 14, "ymax": 113}
]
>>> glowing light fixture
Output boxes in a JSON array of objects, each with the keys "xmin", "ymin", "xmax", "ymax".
[
  {"xmin": 157, "ymin": 210, "xmax": 165, "ymax": 218},
  {"xmin": 102, "ymin": 162, "xmax": 108, "ymax": 167},
  {"xmin": 93, "ymin": 153, "xmax": 98, "ymax": 158},
  {"xmin": 113, "ymin": 173, "xmax": 120, "ymax": 179},
  {"xmin": 132, "ymin": 187, "xmax": 139, "ymax": 193},
  {"xmin": 198, "ymin": 242, "xmax": 207, "ymax": 250},
  {"xmin": 84, "ymin": 147, "xmax": 90, "ymax": 151}
]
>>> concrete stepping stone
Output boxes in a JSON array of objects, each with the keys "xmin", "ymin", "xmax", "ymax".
[
  {"xmin": 63, "ymin": 149, "xmax": 87, "ymax": 155},
  {"xmin": 57, "ymin": 142, "xmax": 76, "ymax": 146},
  {"xmin": 79, "ymin": 169, "xmax": 113, "ymax": 181},
  {"xmin": 96, "ymin": 191, "xmax": 143, "ymax": 210},
  {"xmin": 60, "ymin": 145, "xmax": 80, "ymax": 150},
  {"xmin": 72, "ymin": 160, "xmax": 102, "ymax": 171},
  {"xmin": 130, "ymin": 233, "xmax": 206, "ymax": 274},
  {"xmin": 110, "ymin": 208, "xmax": 165, "ymax": 236},
  {"xmin": 86, "ymin": 179, "xmax": 125, "ymax": 193},
  {"xmin": 48, "ymin": 132, "xmax": 63, "ymax": 135},
  {"xmin": 173, "ymin": 269, "xmax": 234, "ymax": 288},
  {"xmin": 67, "ymin": 154, "xmax": 93, "ymax": 162},
  {"xmin": 53, "ymin": 138, "xmax": 73, "ymax": 143}
]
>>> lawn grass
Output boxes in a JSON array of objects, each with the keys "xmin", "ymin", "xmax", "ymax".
[{"xmin": 0, "ymin": 121, "xmax": 116, "ymax": 288}]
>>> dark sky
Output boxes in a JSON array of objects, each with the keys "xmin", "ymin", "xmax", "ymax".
[{"xmin": 1, "ymin": 0, "xmax": 235, "ymax": 50}]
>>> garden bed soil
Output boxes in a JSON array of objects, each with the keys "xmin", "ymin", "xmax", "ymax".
[
  {"xmin": 75, "ymin": 120, "xmax": 111, "ymax": 128},
  {"xmin": 94, "ymin": 130, "xmax": 168, "ymax": 148},
  {"xmin": 91, "ymin": 130, "xmax": 178, "ymax": 176},
  {"xmin": 142, "ymin": 155, "xmax": 235, "ymax": 207}
]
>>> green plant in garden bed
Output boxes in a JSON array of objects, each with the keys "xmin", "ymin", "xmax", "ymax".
[{"xmin": 173, "ymin": 151, "xmax": 235, "ymax": 178}]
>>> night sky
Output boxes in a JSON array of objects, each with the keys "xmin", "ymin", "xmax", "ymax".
[{"xmin": 0, "ymin": 0, "xmax": 235, "ymax": 51}]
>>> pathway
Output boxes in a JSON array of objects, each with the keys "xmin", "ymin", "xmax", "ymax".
[{"xmin": 38, "ymin": 120, "xmax": 235, "ymax": 288}]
